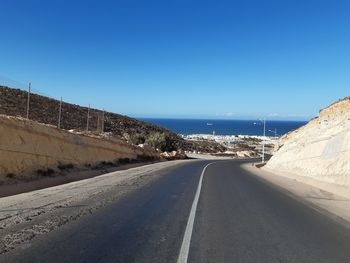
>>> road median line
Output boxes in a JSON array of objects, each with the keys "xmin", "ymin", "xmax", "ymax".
[{"xmin": 177, "ymin": 161, "xmax": 217, "ymax": 263}]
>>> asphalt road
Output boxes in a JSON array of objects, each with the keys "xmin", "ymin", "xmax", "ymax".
[{"xmin": 2, "ymin": 159, "xmax": 350, "ymax": 263}]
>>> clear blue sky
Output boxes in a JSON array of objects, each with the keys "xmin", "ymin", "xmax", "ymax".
[{"xmin": 1, "ymin": 0, "xmax": 349, "ymax": 120}]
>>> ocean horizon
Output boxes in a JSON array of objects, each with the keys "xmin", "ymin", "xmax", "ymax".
[{"xmin": 139, "ymin": 118, "xmax": 307, "ymax": 136}]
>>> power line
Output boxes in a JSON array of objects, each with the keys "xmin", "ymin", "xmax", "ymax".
[{"xmin": 0, "ymin": 74, "xmax": 28, "ymax": 89}]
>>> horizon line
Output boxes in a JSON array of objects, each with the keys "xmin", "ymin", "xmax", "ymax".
[{"xmin": 135, "ymin": 116, "xmax": 309, "ymax": 122}]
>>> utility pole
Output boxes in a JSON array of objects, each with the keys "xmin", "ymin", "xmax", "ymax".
[
  {"xmin": 58, "ymin": 97, "xmax": 62, "ymax": 129},
  {"xmin": 262, "ymin": 118, "xmax": 266, "ymax": 163},
  {"xmin": 86, "ymin": 104, "xmax": 90, "ymax": 132},
  {"xmin": 26, "ymin": 82, "xmax": 31, "ymax": 119}
]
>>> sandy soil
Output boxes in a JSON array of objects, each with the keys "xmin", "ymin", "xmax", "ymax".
[
  {"xmin": 0, "ymin": 159, "xmax": 191, "ymax": 254},
  {"xmin": 243, "ymin": 164, "xmax": 350, "ymax": 228},
  {"xmin": 0, "ymin": 161, "xmax": 159, "ymax": 198}
]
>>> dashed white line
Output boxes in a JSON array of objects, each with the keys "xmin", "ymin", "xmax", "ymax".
[{"xmin": 177, "ymin": 162, "xmax": 216, "ymax": 263}]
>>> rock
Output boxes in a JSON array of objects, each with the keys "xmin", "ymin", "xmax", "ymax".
[
  {"xmin": 266, "ymin": 97, "xmax": 350, "ymax": 186},
  {"xmin": 160, "ymin": 150, "xmax": 187, "ymax": 160}
]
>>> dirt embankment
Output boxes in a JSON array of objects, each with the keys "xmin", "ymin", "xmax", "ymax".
[
  {"xmin": 266, "ymin": 97, "xmax": 350, "ymax": 185},
  {"xmin": 0, "ymin": 115, "xmax": 159, "ymax": 183}
]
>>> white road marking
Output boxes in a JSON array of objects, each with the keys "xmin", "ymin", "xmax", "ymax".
[{"xmin": 177, "ymin": 162, "xmax": 216, "ymax": 263}]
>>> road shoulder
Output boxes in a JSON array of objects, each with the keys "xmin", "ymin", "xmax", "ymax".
[
  {"xmin": 0, "ymin": 159, "xmax": 194, "ymax": 254},
  {"xmin": 242, "ymin": 163, "xmax": 350, "ymax": 228}
]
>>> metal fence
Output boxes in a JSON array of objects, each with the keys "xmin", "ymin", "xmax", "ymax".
[{"xmin": 0, "ymin": 75, "xmax": 105, "ymax": 134}]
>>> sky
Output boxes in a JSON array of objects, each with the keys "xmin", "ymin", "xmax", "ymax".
[{"xmin": 0, "ymin": 0, "xmax": 349, "ymax": 120}]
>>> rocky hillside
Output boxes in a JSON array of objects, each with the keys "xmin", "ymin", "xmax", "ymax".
[
  {"xmin": 266, "ymin": 97, "xmax": 350, "ymax": 185},
  {"xmin": 0, "ymin": 86, "xmax": 226, "ymax": 153}
]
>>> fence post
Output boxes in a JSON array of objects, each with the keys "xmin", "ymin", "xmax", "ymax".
[
  {"xmin": 97, "ymin": 110, "xmax": 100, "ymax": 132},
  {"xmin": 86, "ymin": 104, "xmax": 90, "ymax": 132},
  {"xmin": 26, "ymin": 82, "xmax": 31, "ymax": 119},
  {"xmin": 102, "ymin": 108, "xmax": 105, "ymax": 133},
  {"xmin": 58, "ymin": 97, "xmax": 62, "ymax": 129}
]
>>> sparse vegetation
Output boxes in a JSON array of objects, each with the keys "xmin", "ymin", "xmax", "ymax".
[
  {"xmin": 99, "ymin": 161, "xmax": 114, "ymax": 166},
  {"xmin": 118, "ymin": 158, "xmax": 131, "ymax": 164},
  {"xmin": 145, "ymin": 132, "xmax": 176, "ymax": 152},
  {"xmin": 129, "ymin": 133, "xmax": 146, "ymax": 145},
  {"xmin": 6, "ymin": 173, "xmax": 16, "ymax": 178},
  {"xmin": 137, "ymin": 154, "xmax": 158, "ymax": 162},
  {"xmin": 57, "ymin": 163, "xmax": 75, "ymax": 171},
  {"xmin": 0, "ymin": 86, "xmax": 228, "ymax": 154},
  {"xmin": 37, "ymin": 168, "xmax": 55, "ymax": 177}
]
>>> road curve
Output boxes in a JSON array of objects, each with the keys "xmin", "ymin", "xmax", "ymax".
[{"xmin": 2, "ymin": 159, "xmax": 350, "ymax": 263}]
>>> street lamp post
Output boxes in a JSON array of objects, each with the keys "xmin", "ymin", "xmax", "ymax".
[
  {"xmin": 262, "ymin": 118, "xmax": 266, "ymax": 163},
  {"xmin": 268, "ymin": 128, "xmax": 277, "ymax": 139}
]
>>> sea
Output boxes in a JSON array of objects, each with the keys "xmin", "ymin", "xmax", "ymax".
[{"xmin": 139, "ymin": 118, "xmax": 307, "ymax": 137}]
